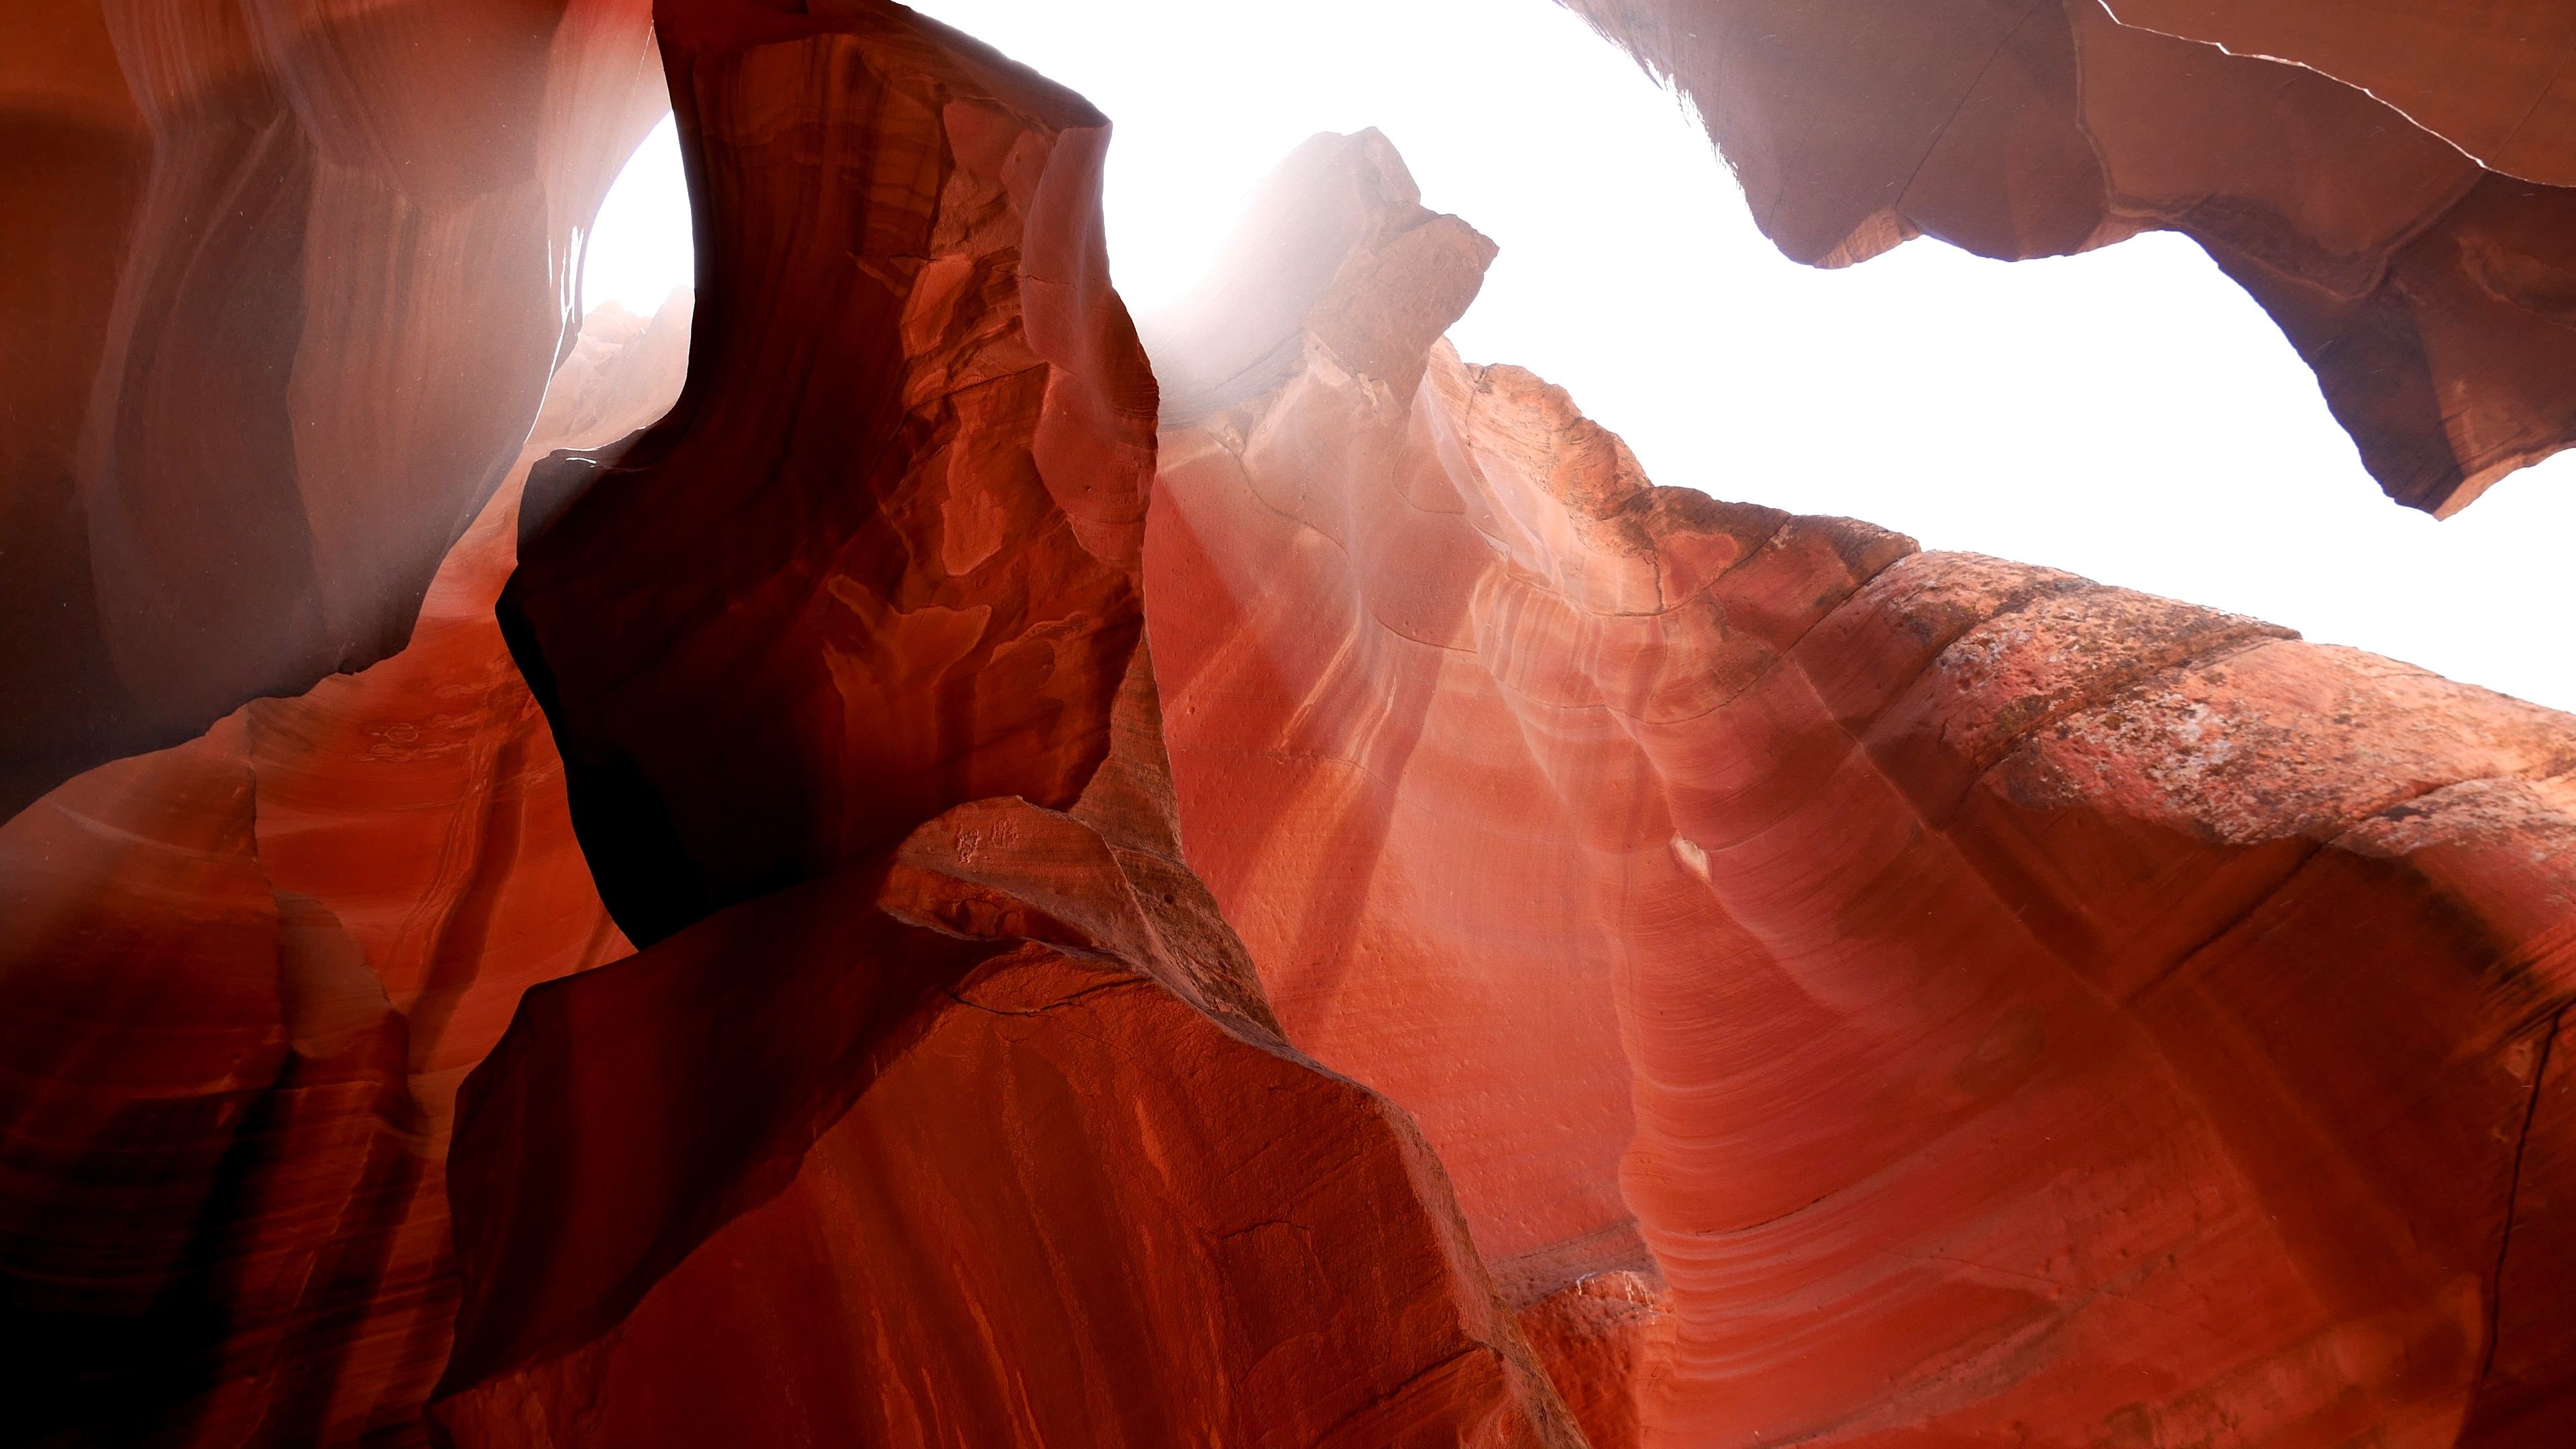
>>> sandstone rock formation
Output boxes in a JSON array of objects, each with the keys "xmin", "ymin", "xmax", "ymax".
[
  {"xmin": 0, "ymin": 293, "xmax": 684, "ymax": 1445},
  {"xmin": 2105, "ymin": 1, "xmax": 2576, "ymax": 188},
  {"xmin": 430, "ymin": 649, "xmax": 1582, "ymax": 1447},
  {"xmin": 502, "ymin": 0, "xmax": 1160, "ymax": 943},
  {"xmin": 7, "ymin": 3, "xmax": 2576, "ymax": 1447},
  {"xmin": 0, "ymin": 0, "xmax": 667, "ymax": 822},
  {"xmin": 435, "ymin": 6, "xmax": 1583, "ymax": 1443},
  {"xmin": 1145, "ymin": 129, "xmax": 2576, "ymax": 1448},
  {"xmin": 1555, "ymin": 0, "xmax": 2576, "ymax": 515}
]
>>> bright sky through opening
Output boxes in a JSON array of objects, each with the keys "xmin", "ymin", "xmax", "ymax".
[{"xmin": 582, "ymin": 0, "xmax": 2576, "ymax": 712}]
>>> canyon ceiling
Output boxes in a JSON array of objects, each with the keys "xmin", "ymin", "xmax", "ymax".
[{"xmin": 2, "ymin": 1, "xmax": 2571, "ymax": 1446}]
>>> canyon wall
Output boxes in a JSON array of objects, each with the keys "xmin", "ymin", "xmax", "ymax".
[
  {"xmin": 0, "ymin": 0, "xmax": 667, "ymax": 822},
  {"xmin": 0, "ymin": 292, "xmax": 684, "ymax": 1445},
  {"xmin": 5, "ymin": 3, "xmax": 2575, "ymax": 1446},
  {"xmin": 434, "ymin": 5, "xmax": 1584, "ymax": 1443},
  {"xmin": 1556, "ymin": 0, "xmax": 2576, "ymax": 516},
  {"xmin": 1145, "ymin": 129, "xmax": 2576, "ymax": 1448}
]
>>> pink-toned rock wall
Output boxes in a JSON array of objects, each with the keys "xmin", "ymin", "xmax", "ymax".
[
  {"xmin": 0, "ymin": 0, "xmax": 666, "ymax": 822},
  {"xmin": 1146, "ymin": 129, "xmax": 2576, "ymax": 1449},
  {"xmin": 433, "ymin": 8, "xmax": 1584, "ymax": 1442},
  {"xmin": 2106, "ymin": 0, "xmax": 2576, "ymax": 188},
  {"xmin": 501, "ymin": 0, "xmax": 1160, "ymax": 943},
  {"xmin": 0, "ymin": 295, "xmax": 683, "ymax": 1444},
  {"xmin": 8, "ymin": 5, "xmax": 2576, "ymax": 1446},
  {"xmin": 1555, "ymin": 0, "xmax": 2576, "ymax": 516}
]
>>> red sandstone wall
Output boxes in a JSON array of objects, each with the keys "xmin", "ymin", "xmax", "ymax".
[
  {"xmin": 430, "ymin": 7, "xmax": 1585, "ymax": 1442},
  {"xmin": 5, "ymin": 5, "xmax": 2575, "ymax": 1446},
  {"xmin": 1556, "ymin": 0, "xmax": 2576, "ymax": 517},
  {"xmin": 0, "ymin": 294, "xmax": 685, "ymax": 1444},
  {"xmin": 0, "ymin": 0, "xmax": 666, "ymax": 822},
  {"xmin": 1146, "ymin": 128, "xmax": 2576, "ymax": 1449}
]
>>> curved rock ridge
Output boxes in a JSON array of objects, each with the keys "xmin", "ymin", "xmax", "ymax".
[
  {"xmin": 440, "ymin": 9, "xmax": 1587, "ymax": 1444},
  {"xmin": 502, "ymin": 0, "xmax": 1161, "ymax": 945},
  {"xmin": 2104, "ymin": 1, "xmax": 2576, "ymax": 189},
  {"xmin": 1553, "ymin": 0, "xmax": 2576, "ymax": 516},
  {"xmin": 0, "ymin": 0, "xmax": 666, "ymax": 824},
  {"xmin": 1145, "ymin": 125, "xmax": 1642, "ymax": 1267},
  {"xmin": 0, "ymin": 293, "xmax": 686, "ymax": 1446},
  {"xmin": 431, "ymin": 643, "xmax": 1585, "ymax": 1447},
  {"xmin": 1146, "ymin": 130, "xmax": 2576, "ymax": 1448}
]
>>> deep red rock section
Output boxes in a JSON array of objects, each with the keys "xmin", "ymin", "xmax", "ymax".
[
  {"xmin": 1556, "ymin": 0, "xmax": 2576, "ymax": 515},
  {"xmin": 0, "ymin": 0, "xmax": 671, "ymax": 822},
  {"xmin": 500, "ymin": 0, "xmax": 1161, "ymax": 943},
  {"xmin": 2107, "ymin": 1, "xmax": 2576, "ymax": 189},
  {"xmin": 0, "ymin": 294, "xmax": 684, "ymax": 1445},
  {"xmin": 429, "ymin": 7, "xmax": 1583, "ymax": 1444},
  {"xmin": 8, "ymin": 3, "xmax": 2576, "ymax": 1447},
  {"xmin": 1146, "ymin": 131, "xmax": 2576, "ymax": 1448},
  {"xmin": 431, "ymin": 648, "xmax": 1581, "ymax": 1446}
]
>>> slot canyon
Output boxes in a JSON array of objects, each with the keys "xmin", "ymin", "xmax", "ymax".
[{"xmin": 3, "ymin": 2, "xmax": 2571, "ymax": 1446}]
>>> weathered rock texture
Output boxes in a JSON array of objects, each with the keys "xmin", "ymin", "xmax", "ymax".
[
  {"xmin": 1146, "ymin": 131, "xmax": 2576, "ymax": 1449},
  {"xmin": 0, "ymin": 292, "xmax": 684, "ymax": 1445},
  {"xmin": 431, "ymin": 649, "xmax": 1582, "ymax": 1447},
  {"xmin": 1555, "ymin": 0, "xmax": 2576, "ymax": 515},
  {"xmin": 12, "ymin": 4, "xmax": 2576, "ymax": 1447},
  {"xmin": 2106, "ymin": 1, "xmax": 2576, "ymax": 188},
  {"xmin": 502, "ymin": 0, "xmax": 1160, "ymax": 944},
  {"xmin": 439, "ymin": 7, "xmax": 1582, "ymax": 1444},
  {"xmin": 0, "ymin": 0, "xmax": 667, "ymax": 822}
]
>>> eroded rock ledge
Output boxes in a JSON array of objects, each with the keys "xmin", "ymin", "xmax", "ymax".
[
  {"xmin": 3, "ymin": 4, "xmax": 2573, "ymax": 1447},
  {"xmin": 1556, "ymin": 0, "xmax": 2576, "ymax": 515},
  {"xmin": 1, "ymin": 0, "xmax": 668, "ymax": 820},
  {"xmin": 1146, "ymin": 127, "xmax": 2576, "ymax": 1448},
  {"xmin": 0, "ymin": 288, "xmax": 684, "ymax": 1445}
]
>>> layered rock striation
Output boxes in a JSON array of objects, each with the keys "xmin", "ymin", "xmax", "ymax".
[
  {"xmin": 0, "ymin": 0, "xmax": 667, "ymax": 821},
  {"xmin": 436, "ymin": 7, "xmax": 1584, "ymax": 1443},
  {"xmin": 1556, "ymin": 0, "xmax": 2576, "ymax": 515},
  {"xmin": 7, "ymin": 4, "xmax": 2576, "ymax": 1446},
  {"xmin": 502, "ymin": 0, "xmax": 1161, "ymax": 943},
  {"xmin": 0, "ymin": 293, "xmax": 685, "ymax": 1444},
  {"xmin": 1146, "ymin": 129, "xmax": 2576, "ymax": 1448}
]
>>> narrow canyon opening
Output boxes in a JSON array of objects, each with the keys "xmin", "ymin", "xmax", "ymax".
[
  {"xmin": 9, "ymin": 1, "xmax": 2573, "ymax": 1445},
  {"xmin": 579, "ymin": 0, "xmax": 2576, "ymax": 710}
]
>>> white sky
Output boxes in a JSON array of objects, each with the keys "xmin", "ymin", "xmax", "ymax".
[{"xmin": 583, "ymin": 0, "xmax": 2576, "ymax": 712}]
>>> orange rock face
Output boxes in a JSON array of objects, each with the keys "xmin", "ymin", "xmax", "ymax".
[
  {"xmin": 9, "ymin": 5, "xmax": 2576, "ymax": 1447},
  {"xmin": 501, "ymin": 0, "xmax": 1159, "ymax": 943},
  {"xmin": 0, "ymin": 297, "xmax": 682, "ymax": 1445},
  {"xmin": 1146, "ymin": 131, "xmax": 2576, "ymax": 1448},
  {"xmin": 2106, "ymin": 1, "xmax": 2576, "ymax": 188},
  {"xmin": 430, "ymin": 649, "xmax": 1582, "ymax": 1446},
  {"xmin": 1555, "ymin": 0, "xmax": 2576, "ymax": 515},
  {"xmin": 429, "ymin": 8, "xmax": 1583, "ymax": 1444},
  {"xmin": 0, "ymin": 0, "xmax": 665, "ymax": 820}
]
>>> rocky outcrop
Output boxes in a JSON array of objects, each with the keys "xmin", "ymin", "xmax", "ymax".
[
  {"xmin": 11, "ymin": 5, "xmax": 2576, "ymax": 1447},
  {"xmin": 1555, "ymin": 0, "xmax": 2576, "ymax": 516},
  {"xmin": 2105, "ymin": 1, "xmax": 2576, "ymax": 188},
  {"xmin": 502, "ymin": 0, "xmax": 1159, "ymax": 944},
  {"xmin": 1146, "ymin": 130, "xmax": 2576, "ymax": 1448},
  {"xmin": 0, "ymin": 0, "xmax": 666, "ymax": 822},
  {"xmin": 0, "ymin": 294, "xmax": 683, "ymax": 1446},
  {"xmin": 431, "ymin": 645, "xmax": 1583, "ymax": 1447},
  {"xmin": 435, "ymin": 8, "xmax": 1583, "ymax": 1444}
]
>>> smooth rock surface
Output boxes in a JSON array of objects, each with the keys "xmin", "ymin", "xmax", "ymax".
[
  {"xmin": 10, "ymin": 6, "xmax": 2576, "ymax": 1446},
  {"xmin": 0, "ymin": 0, "xmax": 669, "ymax": 821},
  {"xmin": 1555, "ymin": 0, "xmax": 2576, "ymax": 515},
  {"xmin": 439, "ymin": 10, "xmax": 1585, "ymax": 1444},
  {"xmin": 0, "ymin": 294, "xmax": 684, "ymax": 1445},
  {"xmin": 1146, "ymin": 129, "xmax": 2576, "ymax": 1448},
  {"xmin": 431, "ymin": 690, "xmax": 1582, "ymax": 1447},
  {"xmin": 502, "ymin": 0, "xmax": 1160, "ymax": 945}
]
